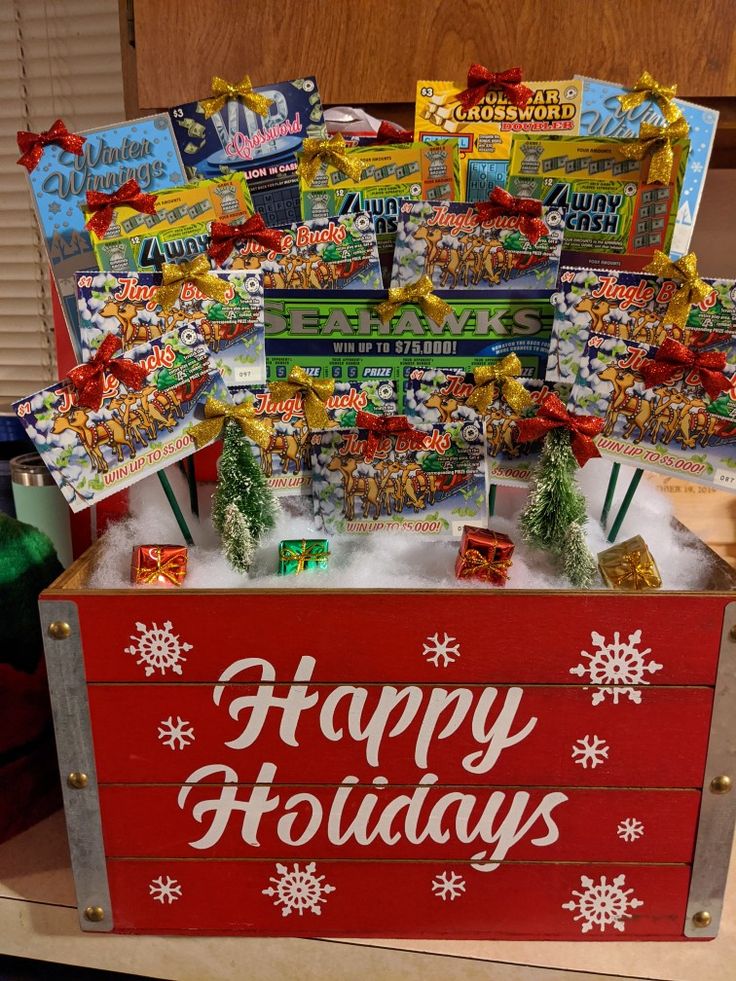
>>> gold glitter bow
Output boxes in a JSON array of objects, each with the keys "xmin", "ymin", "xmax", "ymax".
[
  {"xmin": 457, "ymin": 548, "xmax": 512, "ymax": 583},
  {"xmin": 617, "ymin": 70, "xmax": 682, "ymax": 123},
  {"xmin": 188, "ymin": 396, "xmax": 272, "ymax": 449},
  {"xmin": 154, "ymin": 255, "xmax": 230, "ymax": 313},
  {"xmin": 643, "ymin": 250, "xmax": 710, "ymax": 329},
  {"xmin": 268, "ymin": 365, "xmax": 335, "ymax": 429},
  {"xmin": 297, "ymin": 134, "xmax": 364, "ymax": 185},
  {"xmin": 618, "ymin": 116, "xmax": 689, "ymax": 184},
  {"xmin": 200, "ymin": 75, "xmax": 273, "ymax": 119},
  {"xmin": 376, "ymin": 275, "xmax": 452, "ymax": 327},
  {"xmin": 465, "ymin": 355, "xmax": 533, "ymax": 415}
]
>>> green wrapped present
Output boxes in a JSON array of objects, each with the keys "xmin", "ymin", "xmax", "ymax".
[{"xmin": 278, "ymin": 539, "xmax": 330, "ymax": 575}]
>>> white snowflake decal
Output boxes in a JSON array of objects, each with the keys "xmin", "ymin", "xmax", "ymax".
[
  {"xmin": 149, "ymin": 875, "xmax": 182, "ymax": 904},
  {"xmin": 125, "ymin": 621, "xmax": 192, "ymax": 677},
  {"xmin": 691, "ymin": 161, "xmax": 704, "ymax": 173},
  {"xmin": 617, "ymin": 817, "xmax": 645, "ymax": 842},
  {"xmin": 431, "ymin": 870, "xmax": 466, "ymax": 901},
  {"xmin": 570, "ymin": 630, "xmax": 662, "ymax": 705},
  {"xmin": 157, "ymin": 715, "xmax": 195, "ymax": 750},
  {"xmin": 571, "ymin": 734, "xmax": 609, "ymax": 769},
  {"xmin": 562, "ymin": 874, "xmax": 643, "ymax": 933},
  {"xmin": 262, "ymin": 862, "xmax": 335, "ymax": 917},
  {"xmin": 422, "ymin": 631, "xmax": 460, "ymax": 668}
]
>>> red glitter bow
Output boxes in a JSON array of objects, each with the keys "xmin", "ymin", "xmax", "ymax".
[
  {"xmin": 85, "ymin": 179, "xmax": 159, "ymax": 237},
  {"xmin": 639, "ymin": 337, "xmax": 730, "ymax": 400},
  {"xmin": 374, "ymin": 120, "xmax": 414, "ymax": 145},
  {"xmin": 16, "ymin": 118, "xmax": 86, "ymax": 172},
  {"xmin": 476, "ymin": 186, "xmax": 548, "ymax": 245},
  {"xmin": 516, "ymin": 393, "xmax": 604, "ymax": 468},
  {"xmin": 456, "ymin": 65, "xmax": 533, "ymax": 111},
  {"xmin": 207, "ymin": 214, "xmax": 286, "ymax": 264},
  {"xmin": 355, "ymin": 411, "xmax": 423, "ymax": 462},
  {"xmin": 67, "ymin": 335, "xmax": 147, "ymax": 411}
]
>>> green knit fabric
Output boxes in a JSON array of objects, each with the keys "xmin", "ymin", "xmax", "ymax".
[{"xmin": 0, "ymin": 512, "xmax": 63, "ymax": 673}]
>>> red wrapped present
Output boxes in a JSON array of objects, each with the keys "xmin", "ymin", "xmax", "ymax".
[
  {"xmin": 131, "ymin": 545, "xmax": 188, "ymax": 587},
  {"xmin": 454, "ymin": 525, "xmax": 513, "ymax": 585}
]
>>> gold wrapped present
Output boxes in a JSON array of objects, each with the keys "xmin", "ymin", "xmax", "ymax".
[{"xmin": 597, "ymin": 535, "xmax": 662, "ymax": 591}]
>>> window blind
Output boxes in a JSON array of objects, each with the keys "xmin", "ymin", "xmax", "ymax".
[{"xmin": 0, "ymin": 0, "xmax": 125, "ymax": 411}]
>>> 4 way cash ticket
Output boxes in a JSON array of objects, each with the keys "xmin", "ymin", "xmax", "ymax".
[
  {"xmin": 299, "ymin": 141, "xmax": 461, "ymax": 266},
  {"xmin": 506, "ymin": 134, "xmax": 689, "ymax": 271}
]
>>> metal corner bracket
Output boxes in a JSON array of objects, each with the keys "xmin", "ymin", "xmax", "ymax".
[
  {"xmin": 685, "ymin": 600, "xmax": 736, "ymax": 938},
  {"xmin": 39, "ymin": 599, "xmax": 113, "ymax": 932}
]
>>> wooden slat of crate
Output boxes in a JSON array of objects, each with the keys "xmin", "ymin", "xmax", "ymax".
[
  {"xmin": 105, "ymin": 859, "xmax": 692, "ymax": 937},
  {"xmin": 74, "ymin": 592, "xmax": 726, "ymax": 684},
  {"xmin": 87, "ymin": 682, "xmax": 712, "ymax": 787},
  {"xmin": 98, "ymin": 784, "xmax": 700, "ymax": 863}
]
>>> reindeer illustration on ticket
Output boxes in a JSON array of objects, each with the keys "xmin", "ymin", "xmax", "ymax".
[
  {"xmin": 75, "ymin": 269, "xmax": 266, "ymax": 388},
  {"xmin": 568, "ymin": 328, "xmax": 736, "ymax": 489},
  {"xmin": 13, "ymin": 325, "xmax": 232, "ymax": 512},
  {"xmin": 311, "ymin": 418, "xmax": 487, "ymax": 537},
  {"xmin": 230, "ymin": 381, "xmax": 398, "ymax": 497}
]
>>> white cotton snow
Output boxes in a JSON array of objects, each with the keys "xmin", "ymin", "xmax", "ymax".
[{"xmin": 88, "ymin": 459, "xmax": 723, "ymax": 592}]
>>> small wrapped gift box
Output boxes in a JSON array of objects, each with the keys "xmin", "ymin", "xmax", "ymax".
[
  {"xmin": 130, "ymin": 545, "xmax": 188, "ymax": 587},
  {"xmin": 597, "ymin": 535, "xmax": 662, "ymax": 591},
  {"xmin": 455, "ymin": 525, "xmax": 514, "ymax": 586},
  {"xmin": 278, "ymin": 539, "xmax": 330, "ymax": 575}
]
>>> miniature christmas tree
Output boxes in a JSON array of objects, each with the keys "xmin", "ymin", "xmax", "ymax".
[
  {"xmin": 562, "ymin": 520, "xmax": 598, "ymax": 588},
  {"xmin": 519, "ymin": 428, "xmax": 597, "ymax": 587},
  {"xmin": 211, "ymin": 420, "xmax": 277, "ymax": 573}
]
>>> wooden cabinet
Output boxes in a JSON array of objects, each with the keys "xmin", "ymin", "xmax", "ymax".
[
  {"xmin": 122, "ymin": 0, "xmax": 736, "ymax": 164},
  {"xmin": 128, "ymin": 0, "xmax": 736, "ymax": 108}
]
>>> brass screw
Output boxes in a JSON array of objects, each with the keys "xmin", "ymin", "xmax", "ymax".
[
  {"xmin": 67, "ymin": 772, "xmax": 88, "ymax": 790},
  {"xmin": 730, "ymin": 625, "xmax": 736, "ymax": 641},
  {"xmin": 84, "ymin": 906, "xmax": 105, "ymax": 923},
  {"xmin": 692, "ymin": 910, "xmax": 712, "ymax": 928},
  {"xmin": 48, "ymin": 621, "xmax": 72, "ymax": 640},
  {"xmin": 710, "ymin": 775, "xmax": 733, "ymax": 795}
]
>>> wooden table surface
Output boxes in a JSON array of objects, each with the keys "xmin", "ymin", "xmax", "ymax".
[{"xmin": 0, "ymin": 809, "xmax": 733, "ymax": 981}]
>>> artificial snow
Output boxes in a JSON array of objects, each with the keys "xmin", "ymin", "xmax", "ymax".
[{"xmin": 89, "ymin": 458, "xmax": 720, "ymax": 591}]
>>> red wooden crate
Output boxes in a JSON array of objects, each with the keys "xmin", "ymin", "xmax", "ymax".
[{"xmin": 40, "ymin": 538, "xmax": 736, "ymax": 939}]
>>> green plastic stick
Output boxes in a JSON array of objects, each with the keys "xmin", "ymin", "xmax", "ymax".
[
  {"xmin": 607, "ymin": 467, "xmax": 643, "ymax": 543},
  {"xmin": 186, "ymin": 456, "xmax": 199, "ymax": 518},
  {"xmin": 600, "ymin": 462, "xmax": 621, "ymax": 529},
  {"xmin": 157, "ymin": 470, "xmax": 194, "ymax": 546},
  {"xmin": 488, "ymin": 484, "xmax": 497, "ymax": 518}
]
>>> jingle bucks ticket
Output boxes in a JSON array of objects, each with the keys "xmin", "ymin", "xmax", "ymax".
[
  {"xmin": 568, "ymin": 329, "xmax": 736, "ymax": 491},
  {"xmin": 231, "ymin": 380, "xmax": 397, "ymax": 495},
  {"xmin": 390, "ymin": 200, "xmax": 565, "ymax": 292},
  {"xmin": 13, "ymin": 326, "xmax": 228, "ymax": 512},
  {"xmin": 547, "ymin": 263, "xmax": 736, "ymax": 386},
  {"xmin": 75, "ymin": 269, "xmax": 266, "ymax": 388},
  {"xmin": 311, "ymin": 421, "xmax": 488, "ymax": 537}
]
